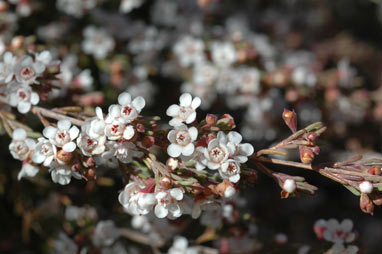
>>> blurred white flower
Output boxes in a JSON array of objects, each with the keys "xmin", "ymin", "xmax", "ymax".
[
  {"xmin": 117, "ymin": 92, "xmax": 146, "ymax": 123},
  {"xmin": 154, "ymin": 188, "xmax": 184, "ymax": 219},
  {"xmin": 173, "ymin": 35, "xmax": 205, "ymax": 67},
  {"xmin": 49, "ymin": 163, "xmax": 82, "ymax": 185},
  {"xmin": 0, "ymin": 51, "xmax": 17, "ymax": 83},
  {"xmin": 32, "ymin": 137, "xmax": 57, "ymax": 166},
  {"xmin": 17, "ymin": 162, "xmax": 39, "ymax": 180},
  {"xmin": 9, "ymin": 128, "xmax": 35, "ymax": 161},
  {"xmin": 56, "ymin": 0, "xmax": 96, "ymax": 18},
  {"xmin": 6, "ymin": 82, "xmax": 39, "ymax": 113},
  {"xmin": 82, "ymin": 26, "xmax": 115, "ymax": 59},
  {"xmin": 113, "ymin": 141, "xmax": 143, "ymax": 163},
  {"xmin": 53, "ymin": 233, "xmax": 78, "ymax": 254},
  {"xmin": 92, "ymin": 220, "xmax": 120, "ymax": 247},
  {"xmin": 211, "ymin": 41, "xmax": 237, "ymax": 68},
  {"xmin": 14, "ymin": 55, "xmax": 45, "ymax": 85},
  {"xmin": 168, "ymin": 236, "xmax": 198, "ymax": 254},
  {"xmin": 120, "ymin": 0, "xmax": 143, "ymax": 13}
]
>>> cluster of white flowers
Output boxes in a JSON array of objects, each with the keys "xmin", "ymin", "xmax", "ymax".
[
  {"xmin": 1, "ymin": 51, "xmax": 56, "ymax": 113},
  {"xmin": 9, "ymin": 92, "xmax": 146, "ymax": 185},
  {"xmin": 314, "ymin": 218, "xmax": 358, "ymax": 254}
]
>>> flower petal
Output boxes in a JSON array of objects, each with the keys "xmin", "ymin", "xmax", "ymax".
[
  {"xmin": 63, "ymin": 142, "xmax": 76, "ymax": 152},
  {"xmin": 191, "ymin": 97, "xmax": 201, "ymax": 109},
  {"xmin": 166, "ymin": 104, "xmax": 179, "ymax": 117},
  {"xmin": 58, "ymin": 120, "xmax": 71, "ymax": 131},
  {"xmin": 154, "ymin": 204, "xmax": 168, "ymax": 218},
  {"xmin": 17, "ymin": 101, "xmax": 31, "ymax": 114},
  {"xmin": 13, "ymin": 128, "xmax": 27, "ymax": 140},
  {"xmin": 188, "ymin": 127, "xmax": 198, "ymax": 141},
  {"xmin": 228, "ymin": 131, "xmax": 242, "ymax": 145},
  {"xmin": 43, "ymin": 126, "xmax": 56, "ymax": 138},
  {"xmin": 167, "ymin": 144, "xmax": 182, "ymax": 158},
  {"xmin": 69, "ymin": 126, "xmax": 80, "ymax": 140},
  {"xmin": 179, "ymin": 93, "xmax": 192, "ymax": 107},
  {"xmin": 132, "ymin": 96, "xmax": 145, "ymax": 111},
  {"xmin": 185, "ymin": 111, "xmax": 196, "ymax": 124},
  {"xmin": 123, "ymin": 125, "xmax": 135, "ymax": 140},
  {"xmin": 182, "ymin": 143, "xmax": 194, "ymax": 156},
  {"xmin": 118, "ymin": 92, "xmax": 131, "ymax": 106},
  {"xmin": 170, "ymin": 188, "xmax": 183, "ymax": 200},
  {"xmin": 30, "ymin": 92, "xmax": 40, "ymax": 105}
]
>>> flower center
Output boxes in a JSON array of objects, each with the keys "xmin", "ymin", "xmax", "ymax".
[
  {"xmin": 209, "ymin": 146, "xmax": 225, "ymax": 163},
  {"xmin": 41, "ymin": 143, "xmax": 52, "ymax": 155},
  {"xmin": 55, "ymin": 130, "xmax": 70, "ymax": 146},
  {"xmin": 20, "ymin": 66, "xmax": 36, "ymax": 80},
  {"xmin": 175, "ymin": 130, "xmax": 191, "ymax": 146},
  {"xmin": 178, "ymin": 106, "xmax": 192, "ymax": 120},
  {"xmin": 17, "ymin": 89, "xmax": 29, "ymax": 101}
]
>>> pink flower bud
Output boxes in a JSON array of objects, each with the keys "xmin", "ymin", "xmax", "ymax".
[
  {"xmin": 360, "ymin": 193, "xmax": 374, "ymax": 215},
  {"xmin": 282, "ymin": 109, "xmax": 297, "ymax": 132},
  {"xmin": 206, "ymin": 114, "xmax": 218, "ymax": 125}
]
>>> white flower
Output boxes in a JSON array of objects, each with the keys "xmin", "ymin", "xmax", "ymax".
[
  {"xmin": 154, "ymin": 188, "xmax": 184, "ymax": 219},
  {"xmin": 319, "ymin": 219, "xmax": 356, "ymax": 244},
  {"xmin": 168, "ymin": 236, "xmax": 198, "ymax": 254},
  {"xmin": 73, "ymin": 69, "xmax": 93, "ymax": 91},
  {"xmin": 65, "ymin": 206, "xmax": 97, "ymax": 221},
  {"xmin": 32, "ymin": 137, "xmax": 57, "ymax": 166},
  {"xmin": 225, "ymin": 131, "xmax": 254, "ymax": 163},
  {"xmin": 92, "ymin": 220, "xmax": 120, "ymax": 247},
  {"xmin": 237, "ymin": 67, "xmax": 261, "ymax": 94},
  {"xmin": 119, "ymin": 0, "xmax": 143, "ymax": 13},
  {"xmin": 173, "ymin": 36, "xmax": 205, "ymax": 67},
  {"xmin": 211, "ymin": 41, "xmax": 237, "ymax": 68},
  {"xmin": 43, "ymin": 120, "xmax": 79, "ymax": 152},
  {"xmin": 118, "ymin": 182, "xmax": 155, "ymax": 215},
  {"xmin": 104, "ymin": 107, "xmax": 135, "ymax": 140},
  {"xmin": 359, "ymin": 181, "xmax": 373, "ymax": 194},
  {"xmin": 53, "ymin": 232, "xmax": 78, "ymax": 254},
  {"xmin": 6, "ymin": 82, "xmax": 39, "ymax": 113},
  {"xmin": 9, "ymin": 128, "xmax": 35, "ymax": 161},
  {"xmin": 283, "ymin": 179, "xmax": 297, "ymax": 193},
  {"xmin": 17, "ymin": 162, "xmax": 39, "ymax": 180},
  {"xmin": 202, "ymin": 132, "xmax": 231, "ymax": 170},
  {"xmin": 35, "ymin": 50, "xmax": 53, "ymax": 66},
  {"xmin": 192, "ymin": 61, "xmax": 218, "ymax": 86},
  {"xmin": 117, "ymin": 92, "xmax": 145, "ymax": 123},
  {"xmin": 326, "ymin": 243, "xmax": 359, "ymax": 254},
  {"xmin": 82, "ymin": 26, "xmax": 115, "ymax": 59},
  {"xmin": 166, "ymin": 93, "xmax": 201, "ymax": 126},
  {"xmin": 219, "ymin": 159, "xmax": 241, "ymax": 183},
  {"xmin": 14, "ymin": 55, "xmax": 45, "ymax": 85},
  {"xmin": 49, "ymin": 163, "xmax": 81, "ymax": 185},
  {"xmin": 94, "ymin": 143, "xmax": 119, "ymax": 168},
  {"xmin": 0, "ymin": 51, "xmax": 17, "ymax": 83},
  {"xmin": 77, "ymin": 133, "xmax": 106, "ymax": 156},
  {"xmin": 167, "ymin": 124, "xmax": 198, "ymax": 157},
  {"xmin": 292, "ymin": 66, "xmax": 316, "ymax": 87},
  {"xmin": 131, "ymin": 215, "xmax": 151, "ymax": 233},
  {"xmin": 113, "ymin": 141, "xmax": 143, "ymax": 164}
]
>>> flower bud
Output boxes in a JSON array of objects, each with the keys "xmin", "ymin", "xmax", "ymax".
[
  {"xmin": 282, "ymin": 109, "xmax": 297, "ymax": 132},
  {"xmin": 166, "ymin": 157, "xmax": 178, "ymax": 170},
  {"xmin": 359, "ymin": 181, "xmax": 373, "ymax": 194},
  {"xmin": 282, "ymin": 179, "xmax": 297, "ymax": 193},
  {"xmin": 159, "ymin": 176, "xmax": 172, "ymax": 189},
  {"xmin": 299, "ymin": 146, "xmax": 314, "ymax": 164},
  {"xmin": 360, "ymin": 193, "xmax": 374, "ymax": 215},
  {"xmin": 136, "ymin": 123, "xmax": 145, "ymax": 133},
  {"xmin": 306, "ymin": 132, "xmax": 318, "ymax": 142},
  {"xmin": 206, "ymin": 114, "xmax": 218, "ymax": 125},
  {"xmin": 56, "ymin": 150, "xmax": 73, "ymax": 164},
  {"xmin": 371, "ymin": 192, "xmax": 382, "ymax": 206},
  {"xmin": 368, "ymin": 167, "xmax": 381, "ymax": 176},
  {"xmin": 142, "ymin": 136, "xmax": 155, "ymax": 149},
  {"xmin": 85, "ymin": 168, "xmax": 96, "ymax": 180},
  {"xmin": 85, "ymin": 157, "xmax": 96, "ymax": 168}
]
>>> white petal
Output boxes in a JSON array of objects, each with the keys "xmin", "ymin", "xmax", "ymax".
[
  {"xmin": 167, "ymin": 130, "xmax": 176, "ymax": 143},
  {"xmin": 63, "ymin": 142, "xmax": 76, "ymax": 152},
  {"xmin": 228, "ymin": 131, "xmax": 242, "ymax": 145},
  {"xmin": 30, "ymin": 92, "xmax": 39, "ymax": 105},
  {"xmin": 185, "ymin": 112, "xmax": 196, "ymax": 124},
  {"xmin": 69, "ymin": 126, "xmax": 80, "ymax": 140},
  {"xmin": 17, "ymin": 101, "xmax": 31, "ymax": 114},
  {"xmin": 43, "ymin": 126, "xmax": 56, "ymax": 138},
  {"xmin": 154, "ymin": 204, "xmax": 168, "ymax": 218},
  {"xmin": 58, "ymin": 119, "xmax": 71, "ymax": 131},
  {"xmin": 95, "ymin": 107, "xmax": 103, "ymax": 119},
  {"xmin": 123, "ymin": 125, "xmax": 135, "ymax": 140},
  {"xmin": 108, "ymin": 104, "xmax": 121, "ymax": 118},
  {"xmin": 240, "ymin": 143, "xmax": 254, "ymax": 156},
  {"xmin": 33, "ymin": 61, "xmax": 45, "ymax": 74},
  {"xmin": 118, "ymin": 92, "xmax": 131, "ymax": 105},
  {"xmin": 169, "ymin": 118, "xmax": 183, "ymax": 127},
  {"xmin": 229, "ymin": 174, "xmax": 240, "ymax": 183},
  {"xmin": 170, "ymin": 188, "xmax": 183, "ymax": 200},
  {"xmin": 181, "ymin": 143, "xmax": 194, "ymax": 156},
  {"xmin": 191, "ymin": 97, "xmax": 201, "ymax": 109},
  {"xmin": 179, "ymin": 93, "xmax": 192, "ymax": 107},
  {"xmin": 166, "ymin": 104, "xmax": 179, "ymax": 117},
  {"xmin": 13, "ymin": 128, "xmax": 27, "ymax": 140},
  {"xmin": 188, "ymin": 127, "xmax": 198, "ymax": 141},
  {"xmin": 167, "ymin": 144, "xmax": 182, "ymax": 158},
  {"xmin": 132, "ymin": 96, "xmax": 145, "ymax": 111},
  {"xmin": 32, "ymin": 151, "xmax": 45, "ymax": 164}
]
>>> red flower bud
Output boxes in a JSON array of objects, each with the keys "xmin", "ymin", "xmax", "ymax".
[
  {"xmin": 299, "ymin": 146, "xmax": 314, "ymax": 164},
  {"xmin": 206, "ymin": 114, "xmax": 218, "ymax": 125},
  {"xmin": 360, "ymin": 193, "xmax": 374, "ymax": 215}
]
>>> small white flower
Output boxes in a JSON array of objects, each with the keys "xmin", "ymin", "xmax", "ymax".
[
  {"xmin": 9, "ymin": 128, "xmax": 35, "ymax": 161},
  {"xmin": 283, "ymin": 179, "xmax": 297, "ymax": 193},
  {"xmin": 173, "ymin": 35, "xmax": 205, "ymax": 67},
  {"xmin": 131, "ymin": 215, "xmax": 151, "ymax": 233},
  {"xmin": 17, "ymin": 162, "xmax": 39, "ymax": 180},
  {"xmin": 119, "ymin": 0, "xmax": 143, "ymax": 13},
  {"xmin": 49, "ymin": 163, "xmax": 81, "ymax": 185},
  {"xmin": 0, "ymin": 51, "xmax": 17, "ymax": 83},
  {"xmin": 94, "ymin": 143, "xmax": 119, "ymax": 168},
  {"xmin": 113, "ymin": 141, "xmax": 143, "ymax": 164},
  {"xmin": 6, "ymin": 82, "xmax": 40, "ymax": 113},
  {"xmin": 326, "ymin": 243, "xmax": 359, "ymax": 254},
  {"xmin": 92, "ymin": 220, "xmax": 120, "ymax": 247},
  {"xmin": 322, "ymin": 219, "xmax": 356, "ymax": 244},
  {"xmin": 219, "ymin": 159, "xmax": 241, "ymax": 183},
  {"xmin": 211, "ymin": 41, "xmax": 237, "ymax": 68},
  {"xmin": 73, "ymin": 69, "xmax": 93, "ymax": 91},
  {"xmin": 225, "ymin": 131, "xmax": 254, "ymax": 163},
  {"xmin": 104, "ymin": 109, "xmax": 135, "ymax": 141},
  {"xmin": 359, "ymin": 181, "xmax": 373, "ymax": 194},
  {"xmin": 192, "ymin": 61, "xmax": 218, "ymax": 86},
  {"xmin": 166, "ymin": 93, "xmax": 201, "ymax": 126},
  {"xmin": 154, "ymin": 188, "xmax": 184, "ymax": 219},
  {"xmin": 53, "ymin": 232, "xmax": 78, "ymax": 254},
  {"xmin": 167, "ymin": 124, "xmax": 198, "ymax": 157},
  {"xmin": 82, "ymin": 26, "xmax": 115, "ymax": 59},
  {"xmin": 77, "ymin": 132, "xmax": 106, "ymax": 156},
  {"xmin": 35, "ymin": 50, "xmax": 53, "ymax": 66},
  {"xmin": 168, "ymin": 236, "xmax": 198, "ymax": 254},
  {"xmin": 118, "ymin": 182, "xmax": 155, "ymax": 215},
  {"xmin": 14, "ymin": 55, "xmax": 45, "ymax": 85},
  {"xmin": 117, "ymin": 92, "xmax": 145, "ymax": 123},
  {"xmin": 43, "ymin": 119, "xmax": 79, "ymax": 152},
  {"xmin": 32, "ymin": 137, "xmax": 57, "ymax": 166},
  {"xmin": 202, "ymin": 132, "xmax": 231, "ymax": 170}
]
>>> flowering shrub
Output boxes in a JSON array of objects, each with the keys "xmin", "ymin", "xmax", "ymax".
[{"xmin": 0, "ymin": 0, "xmax": 381, "ymax": 253}]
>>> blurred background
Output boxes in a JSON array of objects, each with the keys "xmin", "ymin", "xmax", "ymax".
[{"xmin": 0, "ymin": 0, "xmax": 381, "ymax": 253}]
